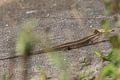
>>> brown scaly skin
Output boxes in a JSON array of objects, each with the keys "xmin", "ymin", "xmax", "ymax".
[{"xmin": 0, "ymin": 29, "xmax": 112, "ymax": 60}]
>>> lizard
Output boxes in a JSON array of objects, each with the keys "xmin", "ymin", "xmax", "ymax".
[{"xmin": 0, "ymin": 29, "xmax": 114, "ymax": 60}]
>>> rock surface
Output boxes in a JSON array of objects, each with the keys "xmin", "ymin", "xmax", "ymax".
[{"xmin": 0, "ymin": 0, "xmax": 116, "ymax": 80}]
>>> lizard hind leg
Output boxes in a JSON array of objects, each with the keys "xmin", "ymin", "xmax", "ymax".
[{"xmin": 67, "ymin": 46, "xmax": 72, "ymax": 50}]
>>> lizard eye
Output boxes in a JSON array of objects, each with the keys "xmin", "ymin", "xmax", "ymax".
[{"xmin": 93, "ymin": 29, "xmax": 100, "ymax": 34}]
